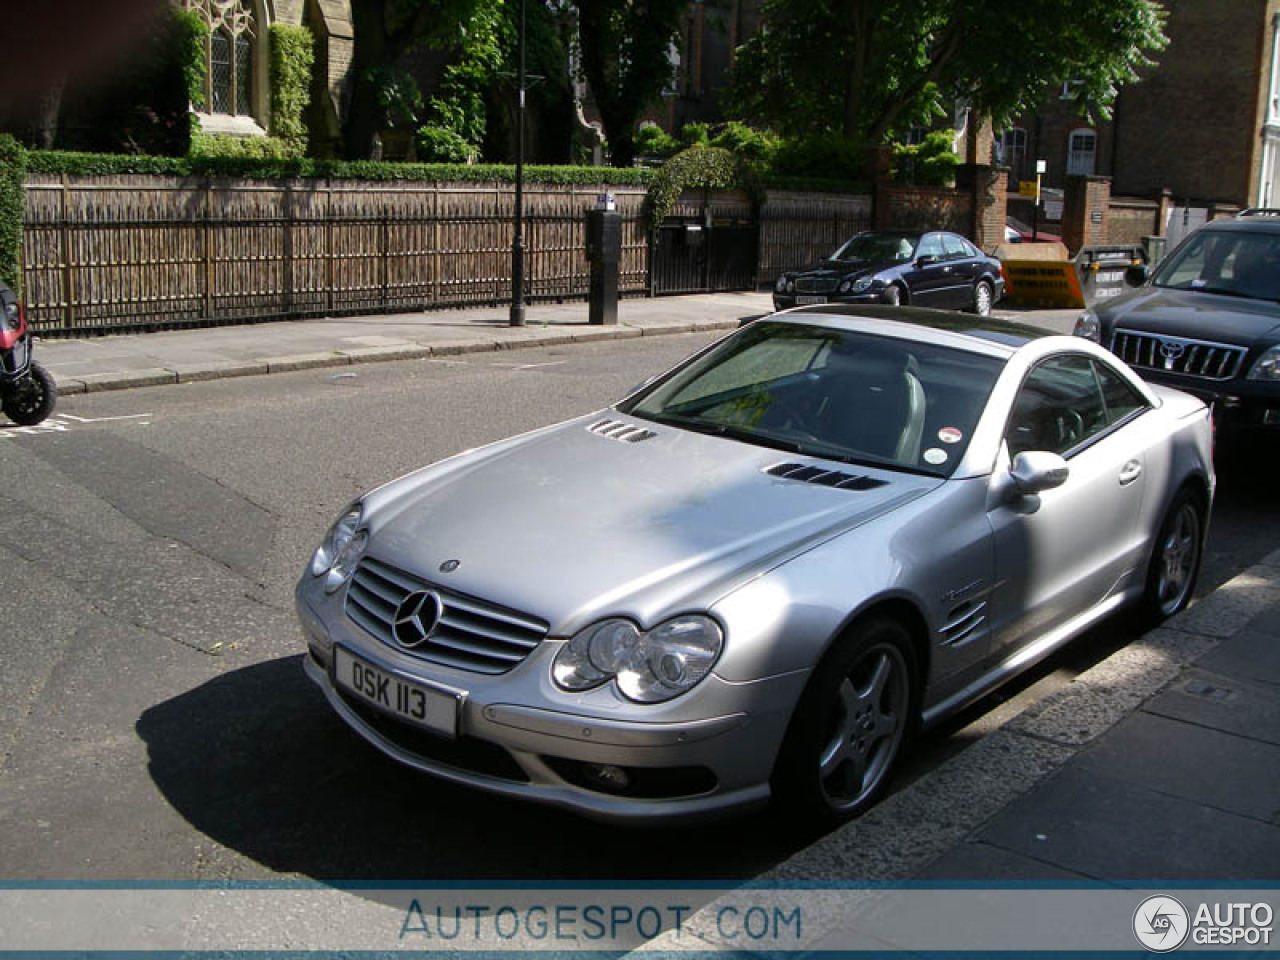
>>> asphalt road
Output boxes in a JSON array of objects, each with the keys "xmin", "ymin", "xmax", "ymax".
[{"xmin": 1, "ymin": 331, "xmax": 1275, "ymax": 882}]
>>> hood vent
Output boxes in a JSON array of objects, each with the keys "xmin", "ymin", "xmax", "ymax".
[
  {"xmin": 766, "ymin": 462, "xmax": 888, "ymax": 491},
  {"xmin": 588, "ymin": 419, "xmax": 658, "ymax": 443}
]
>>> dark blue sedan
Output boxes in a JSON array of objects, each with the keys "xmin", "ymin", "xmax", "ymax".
[{"xmin": 773, "ymin": 230, "xmax": 1005, "ymax": 316}]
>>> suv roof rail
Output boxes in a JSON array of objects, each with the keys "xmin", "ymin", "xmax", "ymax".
[{"xmin": 1236, "ymin": 207, "xmax": 1280, "ymax": 218}]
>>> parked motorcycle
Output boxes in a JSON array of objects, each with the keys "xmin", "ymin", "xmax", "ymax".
[{"xmin": 1, "ymin": 281, "xmax": 55, "ymax": 426}]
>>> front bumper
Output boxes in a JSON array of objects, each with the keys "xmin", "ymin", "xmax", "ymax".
[
  {"xmin": 772, "ymin": 292, "xmax": 882, "ymax": 311},
  {"xmin": 1127, "ymin": 370, "xmax": 1280, "ymax": 433},
  {"xmin": 296, "ymin": 580, "xmax": 808, "ymax": 823}
]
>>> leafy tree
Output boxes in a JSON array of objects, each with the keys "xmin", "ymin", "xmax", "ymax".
[
  {"xmin": 345, "ymin": 0, "xmax": 505, "ymax": 159},
  {"xmin": 572, "ymin": 0, "xmax": 689, "ymax": 166},
  {"xmin": 727, "ymin": 0, "xmax": 1168, "ymax": 146}
]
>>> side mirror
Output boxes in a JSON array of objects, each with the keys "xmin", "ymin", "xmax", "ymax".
[
  {"xmin": 1009, "ymin": 450, "xmax": 1070, "ymax": 495},
  {"xmin": 1125, "ymin": 264, "xmax": 1150, "ymax": 286},
  {"xmin": 916, "ymin": 254, "xmax": 940, "ymax": 267}
]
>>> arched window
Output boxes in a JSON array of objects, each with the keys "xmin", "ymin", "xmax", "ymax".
[
  {"xmin": 1067, "ymin": 128, "xmax": 1097, "ymax": 176},
  {"xmin": 185, "ymin": 0, "xmax": 257, "ymax": 118}
]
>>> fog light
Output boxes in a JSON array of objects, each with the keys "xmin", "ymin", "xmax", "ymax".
[{"xmin": 581, "ymin": 763, "xmax": 630, "ymax": 791}]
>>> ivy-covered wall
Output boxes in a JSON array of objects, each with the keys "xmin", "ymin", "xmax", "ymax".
[{"xmin": 0, "ymin": 135, "xmax": 25, "ymax": 292}]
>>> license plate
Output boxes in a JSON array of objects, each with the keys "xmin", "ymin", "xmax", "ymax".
[
  {"xmin": 1097, "ymin": 271, "xmax": 1124, "ymax": 284},
  {"xmin": 334, "ymin": 647, "xmax": 460, "ymax": 738},
  {"xmin": 796, "ymin": 295, "xmax": 826, "ymax": 305}
]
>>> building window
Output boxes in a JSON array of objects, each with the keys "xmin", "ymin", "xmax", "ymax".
[
  {"xmin": 185, "ymin": 0, "xmax": 256, "ymax": 117},
  {"xmin": 997, "ymin": 127, "xmax": 1027, "ymax": 183},
  {"xmin": 1067, "ymin": 128, "xmax": 1097, "ymax": 176}
]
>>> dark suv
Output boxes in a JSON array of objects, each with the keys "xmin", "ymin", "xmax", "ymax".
[{"xmin": 1075, "ymin": 209, "xmax": 1280, "ymax": 437}]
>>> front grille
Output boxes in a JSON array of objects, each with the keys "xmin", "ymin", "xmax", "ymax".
[
  {"xmin": 1111, "ymin": 329, "xmax": 1247, "ymax": 381},
  {"xmin": 346, "ymin": 557, "xmax": 548, "ymax": 675},
  {"xmin": 795, "ymin": 277, "xmax": 839, "ymax": 294},
  {"xmin": 765, "ymin": 462, "xmax": 887, "ymax": 491}
]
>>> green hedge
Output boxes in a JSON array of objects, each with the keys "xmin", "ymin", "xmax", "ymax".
[
  {"xmin": 22, "ymin": 150, "xmax": 655, "ymax": 185},
  {"xmin": 0, "ymin": 135, "xmax": 25, "ymax": 292}
]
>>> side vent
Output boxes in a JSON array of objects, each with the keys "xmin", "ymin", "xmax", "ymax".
[
  {"xmin": 588, "ymin": 419, "xmax": 658, "ymax": 443},
  {"xmin": 940, "ymin": 601, "xmax": 987, "ymax": 647},
  {"xmin": 765, "ymin": 462, "xmax": 888, "ymax": 491}
]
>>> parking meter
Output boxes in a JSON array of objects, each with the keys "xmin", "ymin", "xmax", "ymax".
[{"xmin": 586, "ymin": 194, "xmax": 621, "ymax": 325}]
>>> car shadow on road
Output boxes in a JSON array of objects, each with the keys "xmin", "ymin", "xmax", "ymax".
[{"xmin": 136, "ymin": 655, "xmax": 818, "ymax": 882}]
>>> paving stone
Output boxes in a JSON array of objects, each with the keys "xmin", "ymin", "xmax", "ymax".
[
  {"xmin": 1073, "ymin": 711, "xmax": 1280, "ymax": 821},
  {"xmin": 1195, "ymin": 627, "xmax": 1280, "ymax": 687},
  {"xmin": 1144, "ymin": 668, "xmax": 1280, "ymax": 748},
  {"xmin": 912, "ymin": 841, "xmax": 1098, "ymax": 881},
  {"xmin": 975, "ymin": 765, "xmax": 1280, "ymax": 879}
]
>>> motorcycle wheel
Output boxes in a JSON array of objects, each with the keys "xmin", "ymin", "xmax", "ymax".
[{"xmin": 3, "ymin": 362, "xmax": 56, "ymax": 426}]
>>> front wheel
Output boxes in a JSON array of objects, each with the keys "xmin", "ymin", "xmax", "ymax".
[
  {"xmin": 1137, "ymin": 489, "xmax": 1205, "ymax": 626},
  {"xmin": 971, "ymin": 279, "xmax": 994, "ymax": 316},
  {"xmin": 881, "ymin": 284, "xmax": 905, "ymax": 307},
  {"xmin": 3, "ymin": 362, "xmax": 56, "ymax": 426},
  {"xmin": 772, "ymin": 615, "xmax": 916, "ymax": 825}
]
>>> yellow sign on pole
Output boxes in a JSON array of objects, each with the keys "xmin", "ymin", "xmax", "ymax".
[{"xmin": 1018, "ymin": 180, "xmax": 1038, "ymax": 198}]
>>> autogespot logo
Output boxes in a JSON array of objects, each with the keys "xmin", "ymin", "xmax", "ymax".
[{"xmin": 1134, "ymin": 895, "xmax": 1190, "ymax": 952}]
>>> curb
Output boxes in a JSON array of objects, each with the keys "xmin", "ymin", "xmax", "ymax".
[
  {"xmin": 49, "ymin": 319, "xmax": 742, "ymax": 396},
  {"xmin": 635, "ymin": 551, "xmax": 1280, "ymax": 952},
  {"xmin": 49, "ymin": 321, "xmax": 747, "ymax": 396}
]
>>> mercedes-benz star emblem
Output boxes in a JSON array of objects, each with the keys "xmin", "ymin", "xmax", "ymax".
[
  {"xmin": 439, "ymin": 559, "xmax": 461, "ymax": 573},
  {"xmin": 393, "ymin": 591, "xmax": 443, "ymax": 648}
]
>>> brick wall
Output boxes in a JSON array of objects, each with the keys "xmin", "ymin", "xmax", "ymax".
[
  {"xmin": 875, "ymin": 183, "xmax": 973, "ymax": 235},
  {"xmin": 1106, "ymin": 196, "xmax": 1160, "ymax": 246},
  {"xmin": 1062, "ymin": 175, "xmax": 1111, "ymax": 253}
]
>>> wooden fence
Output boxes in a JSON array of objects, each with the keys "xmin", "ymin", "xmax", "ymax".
[{"xmin": 21, "ymin": 175, "xmax": 874, "ymax": 336}]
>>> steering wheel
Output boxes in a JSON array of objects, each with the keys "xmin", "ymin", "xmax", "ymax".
[
  {"xmin": 1053, "ymin": 409, "xmax": 1085, "ymax": 450},
  {"xmin": 764, "ymin": 394, "xmax": 826, "ymax": 445}
]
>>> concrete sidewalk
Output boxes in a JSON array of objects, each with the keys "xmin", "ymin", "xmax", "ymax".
[{"xmin": 31, "ymin": 293, "xmax": 1082, "ymax": 395}]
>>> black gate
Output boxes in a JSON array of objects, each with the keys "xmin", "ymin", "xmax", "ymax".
[{"xmin": 650, "ymin": 205, "xmax": 758, "ymax": 295}]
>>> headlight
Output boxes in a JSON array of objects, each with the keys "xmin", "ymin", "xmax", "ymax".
[
  {"xmin": 1247, "ymin": 345, "xmax": 1280, "ymax": 381},
  {"xmin": 838, "ymin": 279, "xmax": 851, "ymax": 293},
  {"xmin": 851, "ymin": 276, "xmax": 874, "ymax": 293},
  {"xmin": 775, "ymin": 276, "xmax": 788, "ymax": 293},
  {"xmin": 552, "ymin": 615, "xmax": 723, "ymax": 703},
  {"xmin": 1074, "ymin": 310, "xmax": 1101, "ymax": 342},
  {"xmin": 309, "ymin": 504, "xmax": 368, "ymax": 594}
]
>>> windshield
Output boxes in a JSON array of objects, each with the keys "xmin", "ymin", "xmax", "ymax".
[
  {"xmin": 1154, "ymin": 229, "xmax": 1280, "ymax": 301},
  {"xmin": 831, "ymin": 233, "xmax": 917, "ymax": 263},
  {"xmin": 619, "ymin": 321, "xmax": 1005, "ymax": 477}
]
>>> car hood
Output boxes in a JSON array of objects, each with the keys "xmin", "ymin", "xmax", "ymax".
[
  {"xmin": 362, "ymin": 414, "xmax": 939, "ymax": 634},
  {"xmin": 1100, "ymin": 287, "xmax": 1280, "ymax": 347},
  {"xmin": 793, "ymin": 258, "xmax": 891, "ymax": 278}
]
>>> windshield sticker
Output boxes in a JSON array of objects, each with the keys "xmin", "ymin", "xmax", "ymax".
[
  {"xmin": 938, "ymin": 427, "xmax": 963, "ymax": 444},
  {"xmin": 923, "ymin": 448, "xmax": 948, "ymax": 465}
]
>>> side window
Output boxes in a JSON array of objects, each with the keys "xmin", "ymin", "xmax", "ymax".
[
  {"xmin": 941, "ymin": 234, "xmax": 971, "ymax": 260},
  {"xmin": 917, "ymin": 234, "xmax": 945, "ymax": 259},
  {"xmin": 1006, "ymin": 356, "xmax": 1108, "ymax": 457},
  {"xmin": 1094, "ymin": 361, "xmax": 1148, "ymax": 424}
]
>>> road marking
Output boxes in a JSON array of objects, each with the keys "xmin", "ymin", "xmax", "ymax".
[
  {"xmin": 1, "ymin": 411, "xmax": 152, "ymax": 438},
  {"xmin": 490, "ymin": 360, "xmax": 567, "ymax": 371}
]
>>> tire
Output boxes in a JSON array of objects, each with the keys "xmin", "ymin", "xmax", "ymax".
[
  {"xmin": 772, "ymin": 615, "xmax": 917, "ymax": 825},
  {"xmin": 2, "ymin": 362, "xmax": 56, "ymax": 426},
  {"xmin": 1137, "ymin": 489, "xmax": 1204, "ymax": 626},
  {"xmin": 881, "ymin": 284, "xmax": 905, "ymax": 307},
  {"xmin": 971, "ymin": 279, "xmax": 994, "ymax": 316}
]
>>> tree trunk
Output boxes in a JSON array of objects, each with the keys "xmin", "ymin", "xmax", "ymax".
[{"xmin": 32, "ymin": 74, "xmax": 65, "ymax": 150}]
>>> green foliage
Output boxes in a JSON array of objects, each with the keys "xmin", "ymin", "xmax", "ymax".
[
  {"xmin": 635, "ymin": 124, "xmax": 680, "ymax": 159},
  {"xmin": 711, "ymin": 122, "xmax": 781, "ymax": 165},
  {"xmin": 769, "ymin": 133, "xmax": 869, "ymax": 181},
  {"xmin": 727, "ymin": 0, "xmax": 1168, "ymax": 145},
  {"xmin": 269, "ymin": 24, "xmax": 315, "ymax": 150},
  {"xmin": 22, "ymin": 150, "xmax": 653, "ymax": 186},
  {"xmin": 176, "ymin": 8, "xmax": 209, "ymax": 111},
  {"xmin": 415, "ymin": 126, "xmax": 478, "ymax": 163},
  {"xmin": 643, "ymin": 146, "xmax": 763, "ymax": 228},
  {"xmin": 0, "ymin": 136, "xmax": 26, "ymax": 292},
  {"xmin": 190, "ymin": 133, "xmax": 299, "ymax": 160},
  {"xmin": 573, "ymin": 0, "xmax": 690, "ymax": 166},
  {"xmin": 368, "ymin": 66, "xmax": 424, "ymax": 130},
  {"xmin": 890, "ymin": 130, "xmax": 959, "ymax": 186},
  {"xmin": 680, "ymin": 123, "xmax": 711, "ymax": 147}
]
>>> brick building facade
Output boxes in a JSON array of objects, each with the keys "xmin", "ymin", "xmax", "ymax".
[{"xmin": 999, "ymin": 0, "xmax": 1280, "ymax": 208}]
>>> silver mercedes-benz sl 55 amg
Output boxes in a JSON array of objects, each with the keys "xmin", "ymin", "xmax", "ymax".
[{"xmin": 296, "ymin": 305, "xmax": 1214, "ymax": 825}]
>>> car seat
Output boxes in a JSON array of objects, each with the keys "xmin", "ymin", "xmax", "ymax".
[{"xmin": 817, "ymin": 341, "xmax": 927, "ymax": 463}]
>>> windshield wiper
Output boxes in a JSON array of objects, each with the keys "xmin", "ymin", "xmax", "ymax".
[{"xmin": 643, "ymin": 413, "xmax": 805, "ymax": 455}]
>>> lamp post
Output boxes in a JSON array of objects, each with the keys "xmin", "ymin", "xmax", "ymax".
[{"xmin": 508, "ymin": 0, "xmax": 527, "ymax": 326}]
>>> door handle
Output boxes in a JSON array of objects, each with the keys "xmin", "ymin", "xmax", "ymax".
[{"xmin": 1119, "ymin": 460, "xmax": 1142, "ymax": 485}]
